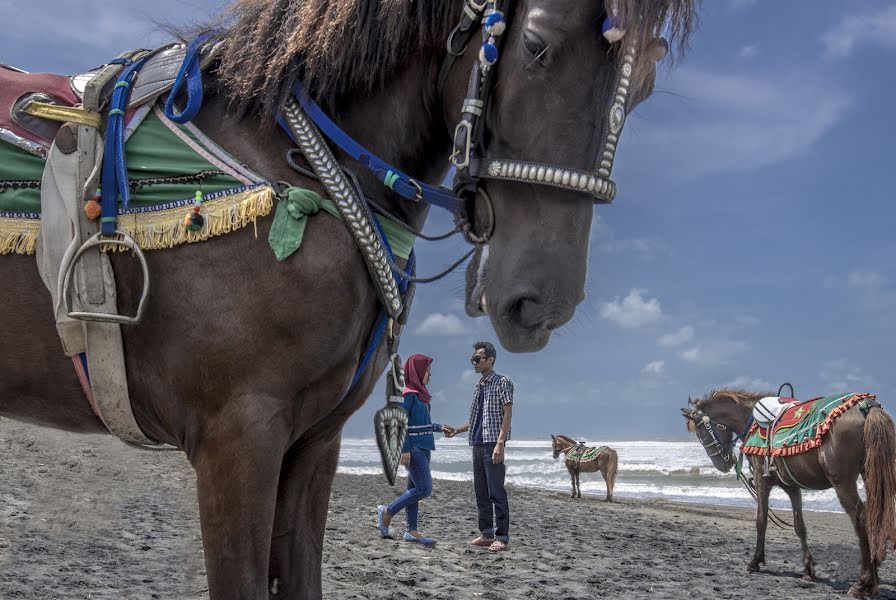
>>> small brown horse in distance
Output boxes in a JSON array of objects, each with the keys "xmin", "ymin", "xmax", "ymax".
[
  {"xmin": 682, "ymin": 389, "xmax": 896, "ymax": 598},
  {"xmin": 552, "ymin": 434, "xmax": 617, "ymax": 501}
]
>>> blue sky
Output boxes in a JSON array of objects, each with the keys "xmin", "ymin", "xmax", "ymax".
[{"xmin": 4, "ymin": 1, "xmax": 894, "ymax": 440}]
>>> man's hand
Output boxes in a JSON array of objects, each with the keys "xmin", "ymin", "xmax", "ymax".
[
  {"xmin": 492, "ymin": 442, "xmax": 505, "ymax": 464},
  {"xmin": 400, "ymin": 452, "xmax": 411, "ymax": 467},
  {"xmin": 442, "ymin": 425, "xmax": 456, "ymax": 438}
]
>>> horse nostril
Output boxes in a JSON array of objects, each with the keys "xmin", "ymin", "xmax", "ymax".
[{"xmin": 507, "ymin": 294, "xmax": 547, "ymax": 329}]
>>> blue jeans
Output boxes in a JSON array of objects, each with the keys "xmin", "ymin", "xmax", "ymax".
[
  {"xmin": 386, "ymin": 447, "xmax": 432, "ymax": 531},
  {"xmin": 473, "ymin": 443, "xmax": 509, "ymax": 543}
]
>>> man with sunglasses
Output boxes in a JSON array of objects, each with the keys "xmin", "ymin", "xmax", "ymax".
[{"xmin": 444, "ymin": 341, "xmax": 513, "ymax": 552}]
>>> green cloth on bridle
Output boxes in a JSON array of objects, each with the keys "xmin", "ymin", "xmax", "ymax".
[{"xmin": 268, "ymin": 186, "xmax": 415, "ymax": 261}]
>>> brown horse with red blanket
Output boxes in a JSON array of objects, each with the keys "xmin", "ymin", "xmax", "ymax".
[
  {"xmin": 0, "ymin": 1, "xmax": 697, "ymax": 597},
  {"xmin": 682, "ymin": 389, "xmax": 896, "ymax": 598}
]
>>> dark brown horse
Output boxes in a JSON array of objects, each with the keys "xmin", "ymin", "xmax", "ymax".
[
  {"xmin": 682, "ymin": 389, "xmax": 896, "ymax": 598},
  {"xmin": 551, "ymin": 434, "xmax": 617, "ymax": 501},
  {"xmin": 1, "ymin": 1, "xmax": 697, "ymax": 597}
]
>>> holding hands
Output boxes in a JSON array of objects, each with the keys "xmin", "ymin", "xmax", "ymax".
[{"xmin": 441, "ymin": 424, "xmax": 456, "ymax": 438}]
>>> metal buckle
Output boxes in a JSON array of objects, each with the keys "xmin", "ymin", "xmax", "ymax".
[
  {"xmin": 450, "ymin": 119, "xmax": 473, "ymax": 169},
  {"xmin": 407, "ymin": 179, "xmax": 423, "ymax": 202}
]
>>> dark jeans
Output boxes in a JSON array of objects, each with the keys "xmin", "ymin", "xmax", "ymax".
[
  {"xmin": 472, "ymin": 443, "xmax": 509, "ymax": 543},
  {"xmin": 386, "ymin": 447, "xmax": 432, "ymax": 531}
]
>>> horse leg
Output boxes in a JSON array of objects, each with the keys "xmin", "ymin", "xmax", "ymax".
[
  {"xmin": 600, "ymin": 467, "xmax": 610, "ymax": 502},
  {"xmin": 268, "ymin": 424, "xmax": 342, "ymax": 599},
  {"xmin": 189, "ymin": 405, "xmax": 291, "ymax": 600},
  {"xmin": 575, "ymin": 470, "xmax": 582, "ymax": 498},
  {"xmin": 567, "ymin": 466, "xmax": 576, "ymax": 498},
  {"xmin": 835, "ymin": 479, "xmax": 879, "ymax": 597},
  {"xmin": 748, "ymin": 476, "xmax": 771, "ymax": 572},
  {"xmin": 782, "ymin": 486, "xmax": 815, "ymax": 580}
]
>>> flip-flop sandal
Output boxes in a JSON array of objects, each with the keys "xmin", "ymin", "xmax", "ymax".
[
  {"xmin": 376, "ymin": 505, "xmax": 392, "ymax": 539},
  {"xmin": 488, "ymin": 540, "xmax": 509, "ymax": 552},
  {"xmin": 469, "ymin": 536, "xmax": 495, "ymax": 547},
  {"xmin": 403, "ymin": 532, "xmax": 436, "ymax": 546}
]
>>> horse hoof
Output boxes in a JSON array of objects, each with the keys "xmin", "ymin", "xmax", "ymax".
[
  {"xmin": 802, "ymin": 574, "xmax": 814, "ymax": 582},
  {"xmin": 747, "ymin": 563, "xmax": 760, "ymax": 573},
  {"xmin": 847, "ymin": 584, "xmax": 868, "ymax": 598}
]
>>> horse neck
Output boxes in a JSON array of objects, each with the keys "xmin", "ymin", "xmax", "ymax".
[{"xmin": 558, "ymin": 436, "xmax": 578, "ymax": 453}]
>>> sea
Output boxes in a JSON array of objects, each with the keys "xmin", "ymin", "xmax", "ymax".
[{"xmin": 338, "ymin": 438, "xmax": 853, "ymax": 513}]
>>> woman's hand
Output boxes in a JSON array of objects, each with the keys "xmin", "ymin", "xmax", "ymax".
[
  {"xmin": 400, "ymin": 452, "xmax": 411, "ymax": 467},
  {"xmin": 442, "ymin": 424, "xmax": 456, "ymax": 437}
]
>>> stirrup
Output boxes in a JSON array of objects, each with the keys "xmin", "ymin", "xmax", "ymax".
[{"xmin": 58, "ymin": 230, "xmax": 150, "ymax": 324}]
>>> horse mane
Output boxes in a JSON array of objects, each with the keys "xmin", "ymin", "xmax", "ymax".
[
  {"xmin": 213, "ymin": 0, "xmax": 457, "ymax": 113},
  {"xmin": 554, "ymin": 434, "xmax": 578, "ymax": 446},
  {"xmin": 697, "ymin": 388, "xmax": 771, "ymax": 410},
  {"xmin": 211, "ymin": 0, "xmax": 699, "ymax": 113}
]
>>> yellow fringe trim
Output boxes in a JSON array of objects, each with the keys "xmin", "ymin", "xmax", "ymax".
[
  {"xmin": 0, "ymin": 185, "xmax": 274, "ymax": 256},
  {"xmin": 0, "ymin": 215, "xmax": 39, "ymax": 255},
  {"xmin": 112, "ymin": 185, "xmax": 274, "ymax": 251}
]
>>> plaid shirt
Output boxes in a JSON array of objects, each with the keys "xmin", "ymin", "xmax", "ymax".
[{"xmin": 468, "ymin": 371, "xmax": 513, "ymax": 445}]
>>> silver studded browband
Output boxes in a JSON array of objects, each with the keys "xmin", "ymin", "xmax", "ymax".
[
  {"xmin": 468, "ymin": 42, "xmax": 636, "ymax": 205},
  {"xmin": 481, "ymin": 159, "xmax": 617, "ymax": 203},
  {"xmin": 280, "ymin": 97, "xmax": 404, "ymax": 318}
]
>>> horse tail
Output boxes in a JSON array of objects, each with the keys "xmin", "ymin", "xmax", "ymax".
[
  {"xmin": 605, "ymin": 449, "xmax": 618, "ymax": 501},
  {"xmin": 863, "ymin": 406, "xmax": 896, "ymax": 563}
]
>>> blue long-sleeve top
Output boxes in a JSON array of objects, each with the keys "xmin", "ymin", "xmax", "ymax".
[{"xmin": 402, "ymin": 392, "xmax": 442, "ymax": 452}]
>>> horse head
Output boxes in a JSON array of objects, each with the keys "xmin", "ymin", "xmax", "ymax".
[
  {"xmin": 681, "ymin": 391, "xmax": 748, "ymax": 473},
  {"xmin": 551, "ymin": 434, "xmax": 562, "ymax": 459},
  {"xmin": 441, "ymin": 0, "xmax": 696, "ymax": 351}
]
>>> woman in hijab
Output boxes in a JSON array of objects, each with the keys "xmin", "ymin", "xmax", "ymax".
[{"xmin": 376, "ymin": 354, "xmax": 451, "ymax": 545}]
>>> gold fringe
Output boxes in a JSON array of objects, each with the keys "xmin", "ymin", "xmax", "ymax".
[
  {"xmin": 0, "ymin": 215, "xmax": 39, "ymax": 255},
  {"xmin": 0, "ymin": 185, "xmax": 274, "ymax": 256},
  {"xmin": 112, "ymin": 185, "xmax": 274, "ymax": 251}
]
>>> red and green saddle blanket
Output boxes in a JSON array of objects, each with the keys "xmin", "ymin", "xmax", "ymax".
[
  {"xmin": 742, "ymin": 393, "xmax": 877, "ymax": 457},
  {"xmin": 567, "ymin": 445, "xmax": 607, "ymax": 463}
]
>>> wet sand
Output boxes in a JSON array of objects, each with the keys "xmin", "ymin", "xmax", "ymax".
[{"xmin": 1, "ymin": 419, "xmax": 894, "ymax": 599}]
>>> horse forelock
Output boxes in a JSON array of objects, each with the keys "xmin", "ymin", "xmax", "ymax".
[
  {"xmin": 213, "ymin": 0, "xmax": 458, "ymax": 113},
  {"xmin": 612, "ymin": 0, "xmax": 699, "ymax": 87}
]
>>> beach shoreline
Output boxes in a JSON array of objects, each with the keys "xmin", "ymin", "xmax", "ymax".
[{"xmin": 0, "ymin": 420, "xmax": 892, "ymax": 599}]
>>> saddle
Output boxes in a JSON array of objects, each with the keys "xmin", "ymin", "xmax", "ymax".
[{"xmin": 743, "ymin": 393, "xmax": 877, "ymax": 457}]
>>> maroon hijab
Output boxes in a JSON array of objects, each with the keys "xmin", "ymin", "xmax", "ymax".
[{"xmin": 402, "ymin": 354, "xmax": 433, "ymax": 403}]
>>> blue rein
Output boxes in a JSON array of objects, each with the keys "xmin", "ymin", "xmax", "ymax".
[{"xmin": 279, "ymin": 86, "xmax": 464, "ymax": 213}]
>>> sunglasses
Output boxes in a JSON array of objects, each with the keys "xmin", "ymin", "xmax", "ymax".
[{"xmin": 470, "ymin": 356, "xmax": 487, "ymax": 365}]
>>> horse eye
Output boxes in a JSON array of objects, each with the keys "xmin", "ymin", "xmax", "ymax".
[{"xmin": 523, "ymin": 30, "xmax": 547, "ymax": 57}]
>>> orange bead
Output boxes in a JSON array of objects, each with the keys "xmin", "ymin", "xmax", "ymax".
[{"xmin": 84, "ymin": 199, "xmax": 102, "ymax": 220}]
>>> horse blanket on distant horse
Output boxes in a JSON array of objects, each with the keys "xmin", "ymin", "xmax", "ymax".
[{"xmin": 742, "ymin": 393, "xmax": 879, "ymax": 457}]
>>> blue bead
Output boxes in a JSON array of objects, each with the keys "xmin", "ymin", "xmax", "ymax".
[
  {"xmin": 602, "ymin": 15, "xmax": 626, "ymax": 43},
  {"xmin": 485, "ymin": 12, "xmax": 506, "ymax": 36},
  {"xmin": 480, "ymin": 42, "xmax": 499, "ymax": 65}
]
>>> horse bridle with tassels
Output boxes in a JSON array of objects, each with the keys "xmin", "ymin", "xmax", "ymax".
[
  {"xmin": 444, "ymin": 0, "xmax": 636, "ymax": 242},
  {"xmin": 687, "ymin": 397, "xmax": 754, "ymax": 464}
]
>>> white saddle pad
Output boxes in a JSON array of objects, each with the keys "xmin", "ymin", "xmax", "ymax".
[{"xmin": 752, "ymin": 396, "xmax": 793, "ymax": 427}]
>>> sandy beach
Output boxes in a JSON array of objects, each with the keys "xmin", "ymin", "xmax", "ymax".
[{"xmin": 0, "ymin": 419, "xmax": 893, "ymax": 599}]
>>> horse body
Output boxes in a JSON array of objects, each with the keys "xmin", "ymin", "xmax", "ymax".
[
  {"xmin": 551, "ymin": 434, "xmax": 617, "ymax": 501},
  {"xmin": 683, "ymin": 389, "xmax": 896, "ymax": 598},
  {"xmin": 0, "ymin": 1, "xmax": 697, "ymax": 597}
]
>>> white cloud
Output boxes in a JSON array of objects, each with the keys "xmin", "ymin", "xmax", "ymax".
[
  {"xmin": 679, "ymin": 341, "xmax": 750, "ymax": 366},
  {"xmin": 738, "ymin": 44, "xmax": 758, "ymax": 58},
  {"xmin": 822, "ymin": 5, "xmax": 896, "ymax": 57},
  {"xmin": 415, "ymin": 313, "xmax": 467, "ymax": 335},
  {"xmin": 631, "ymin": 67, "xmax": 852, "ymax": 180},
  {"xmin": 599, "ymin": 289, "xmax": 663, "ymax": 329},
  {"xmin": 735, "ymin": 314, "xmax": 761, "ymax": 327},
  {"xmin": 642, "ymin": 361, "xmax": 665, "ymax": 375},
  {"xmin": 658, "ymin": 326, "xmax": 694, "ymax": 347},
  {"xmin": 724, "ymin": 375, "xmax": 772, "ymax": 391},
  {"xmin": 461, "ymin": 369, "xmax": 480, "ymax": 385},
  {"xmin": 848, "ymin": 270, "xmax": 885, "ymax": 289},
  {"xmin": 820, "ymin": 359, "xmax": 876, "ymax": 392}
]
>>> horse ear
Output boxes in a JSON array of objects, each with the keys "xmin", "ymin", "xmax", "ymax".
[
  {"xmin": 680, "ymin": 407, "xmax": 693, "ymax": 419},
  {"xmin": 551, "ymin": 434, "xmax": 555, "ymax": 440}
]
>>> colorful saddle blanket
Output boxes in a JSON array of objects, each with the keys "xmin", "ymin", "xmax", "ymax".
[
  {"xmin": 567, "ymin": 445, "xmax": 606, "ymax": 463},
  {"xmin": 742, "ymin": 393, "xmax": 877, "ymax": 457},
  {"xmin": 0, "ymin": 102, "xmax": 274, "ymax": 256}
]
